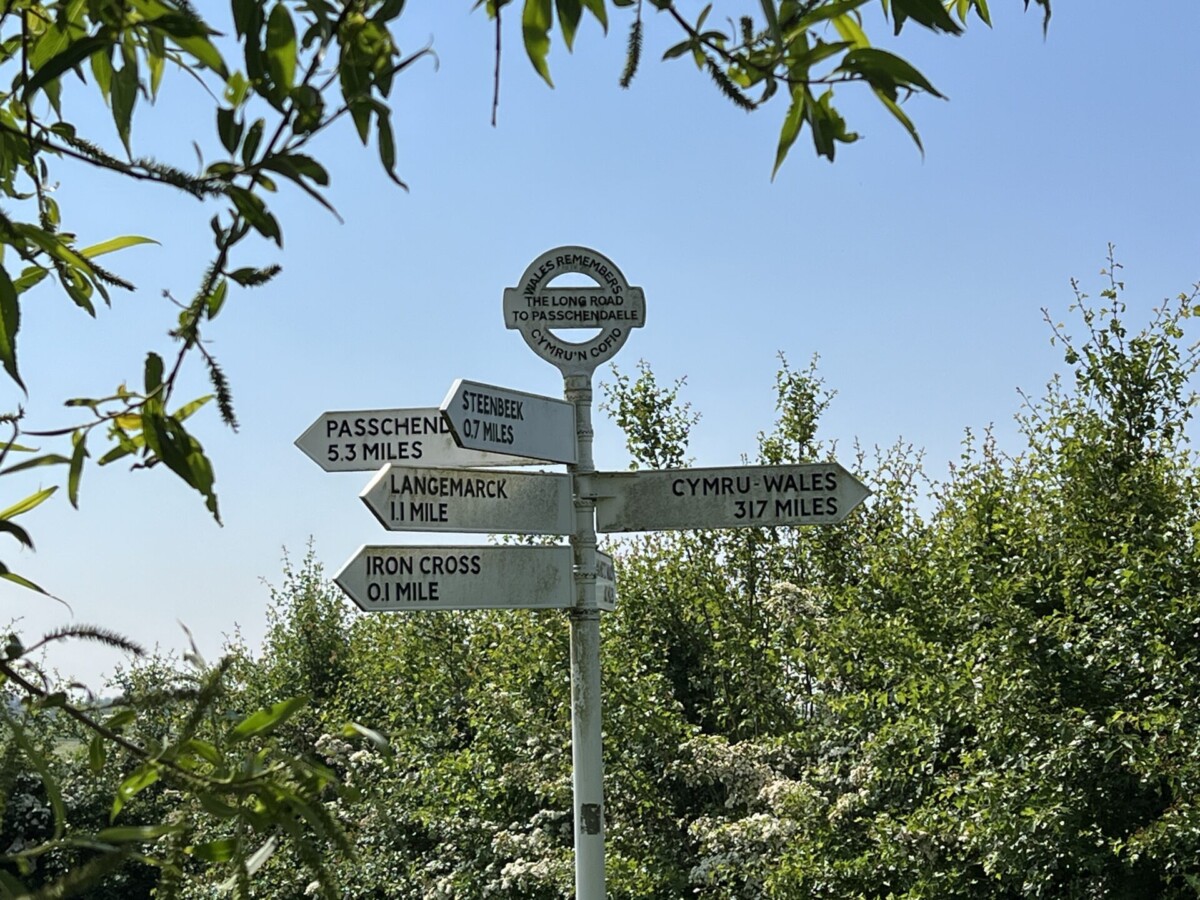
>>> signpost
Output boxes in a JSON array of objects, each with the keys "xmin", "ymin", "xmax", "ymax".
[
  {"xmin": 295, "ymin": 407, "xmax": 538, "ymax": 471},
  {"xmin": 441, "ymin": 379, "xmax": 577, "ymax": 464},
  {"xmin": 360, "ymin": 465, "xmax": 574, "ymax": 535},
  {"xmin": 299, "ymin": 245, "xmax": 870, "ymax": 900},
  {"xmin": 335, "ymin": 545, "xmax": 575, "ymax": 611},
  {"xmin": 588, "ymin": 463, "xmax": 870, "ymax": 533}
]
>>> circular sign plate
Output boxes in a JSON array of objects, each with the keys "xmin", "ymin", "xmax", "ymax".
[{"xmin": 503, "ymin": 246, "xmax": 645, "ymax": 375}]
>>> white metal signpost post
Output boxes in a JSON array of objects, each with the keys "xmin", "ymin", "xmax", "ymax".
[{"xmin": 299, "ymin": 245, "xmax": 869, "ymax": 900}]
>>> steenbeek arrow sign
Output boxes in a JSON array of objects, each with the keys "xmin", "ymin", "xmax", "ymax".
[
  {"xmin": 295, "ymin": 408, "xmax": 541, "ymax": 472},
  {"xmin": 335, "ymin": 545, "xmax": 575, "ymax": 611},
  {"xmin": 441, "ymin": 379, "xmax": 577, "ymax": 464},
  {"xmin": 360, "ymin": 465, "xmax": 574, "ymax": 535},
  {"xmin": 586, "ymin": 462, "xmax": 870, "ymax": 533}
]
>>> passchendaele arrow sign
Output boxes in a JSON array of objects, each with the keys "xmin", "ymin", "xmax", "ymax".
[
  {"xmin": 360, "ymin": 465, "xmax": 574, "ymax": 535},
  {"xmin": 441, "ymin": 379, "xmax": 577, "ymax": 464},
  {"xmin": 295, "ymin": 407, "xmax": 540, "ymax": 472},
  {"xmin": 335, "ymin": 545, "xmax": 575, "ymax": 611},
  {"xmin": 587, "ymin": 462, "xmax": 870, "ymax": 533}
]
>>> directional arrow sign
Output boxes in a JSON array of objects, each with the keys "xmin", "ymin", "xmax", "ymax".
[
  {"xmin": 441, "ymin": 379, "xmax": 577, "ymax": 464},
  {"xmin": 336, "ymin": 545, "xmax": 574, "ymax": 611},
  {"xmin": 296, "ymin": 408, "xmax": 541, "ymax": 472},
  {"xmin": 361, "ymin": 465, "xmax": 574, "ymax": 535},
  {"xmin": 588, "ymin": 463, "xmax": 870, "ymax": 533}
]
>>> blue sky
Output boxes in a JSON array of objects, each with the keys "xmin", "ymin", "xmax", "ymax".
[{"xmin": 4, "ymin": 1, "xmax": 1198, "ymax": 685}]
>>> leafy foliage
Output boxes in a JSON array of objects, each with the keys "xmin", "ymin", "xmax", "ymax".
[{"xmin": 493, "ymin": 0, "xmax": 1052, "ymax": 171}]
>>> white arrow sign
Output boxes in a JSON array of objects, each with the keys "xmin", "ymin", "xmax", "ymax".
[
  {"xmin": 587, "ymin": 463, "xmax": 870, "ymax": 533},
  {"xmin": 295, "ymin": 408, "xmax": 541, "ymax": 472},
  {"xmin": 360, "ymin": 465, "xmax": 574, "ymax": 535},
  {"xmin": 441, "ymin": 379, "xmax": 577, "ymax": 464},
  {"xmin": 335, "ymin": 545, "xmax": 575, "ymax": 611}
]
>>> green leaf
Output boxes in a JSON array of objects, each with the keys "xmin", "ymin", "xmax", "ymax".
[
  {"xmin": 890, "ymin": 0, "xmax": 961, "ymax": 34},
  {"xmin": 88, "ymin": 733, "xmax": 107, "ymax": 774},
  {"xmin": 144, "ymin": 352, "xmax": 164, "ymax": 402},
  {"xmin": 229, "ymin": 695, "xmax": 310, "ymax": 743},
  {"xmin": 242, "ymin": 119, "xmax": 265, "ymax": 165},
  {"xmin": 797, "ymin": 0, "xmax": 872, "ymax": 27},
  {"xmin": 0, "ymin": 265, "xmax": 24, "ymax": 390},
  {"xmin": 103, "ymin": 709, "xmax": 137, "ymax": 731},
  {"xmin": 141, "ymin": 410, "xmax": 221, "ymax": 521},
  {"xmin": 0, "ymin": 453, "xmax": 70, "ymax": 476},
  {"xmin": 79, "ymin": 235, "xmax": 159, "ymax": 259},
  {"xmin": 226, "ymin": 187, "xmax": 282, "ymax": 246},
  {"xmin": 0, "ymin": 566, "xmax": 61, "ymax": 604},
  {"xmin": 111, "ymin": 56, "xmax": 139, "ymax": 155},
  {"xmin": 216, "ymin": 107, "xmax": 242, "ymax": 155},
  {"xmin": 96, "ymin": 823, "xmax": 186, "ymax": 843},
  {"xmin": 68, "ymin": 431, "xmax": 88, "ymax": 508},
  {"xmin": 556, "ymin": 0, "xmax": 582, "ymax": 51},
  {"xmin": 773, "ymin": 86, "xmax": 805, "ymax": 178},
  {"xmin": 193, "ymin": 836, "xmax": 240, "ymax": 862},
  {"xmin": 177, "ymin": 737, "xmax": 223, "ymax": 766},
  {"xmin": 0, "ymin": 519, "xmax": 34, "ymax": 549},
  {"xmin": 581, "ymin": 0, "xmax": 608, "ymax": 32},
  {"xmin": 196, "ymin": 791, "xmax": 241, "ymax": 819},
  {"xmin": 90, "ymin": 47, "xmax": 113, "ymax": 100},
  {"xmin": 522, "ymin": 0, "xmax": 555, "ymax": 86},
  {"xmin": 111, "ymin": 764, "xmax": 161, "ymax": 821},
  {"xmin": 831, "ymin": 10, "xmax": 870, "ymax": 47},
  {"xmin": 266, "ymin": 3, "xmax": 298, "ymax": 97},
  {"xmin": 173, "ymin": 395, "xmax": 213, "ymax": 422},
  {"xmin": 342, "ymin": 721, "xmax": 391, "ymax": 753},
  {"xmin": 259, "ymin": 153, "xmax": 330, "ymax": 186},
  {"xmin": 760, "ymin": 0, "xmax": 783, "ymax": 44},
  {"xmin": 147, "ymin": 29, "xmax": 166, "ymax": 98},
  {"xmin": 871, "ymin": 84, "xmax": 923, "ymax": 153},
  {"xmin": 376, "ymin": 110, "xmax": 405, "ymax": 188},
  {"xmin": 23, "ymin": 35, "xmax": 109, "ymax": 100},
  {"xmin": 0, "ymin": 486, "xmax": 57, "ymax": 520},
  {"xmin": 13, "ymin": 265, "xmax": 49, "ymax": 295},
  {"xmin": 172, "ymin": 32, "xmax": 228, "ymax": 78},
  {"xmin": 838, "ymin": 47, "xmax": 944, "ymax": 98}
]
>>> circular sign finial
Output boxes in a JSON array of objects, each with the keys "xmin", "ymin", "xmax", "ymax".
[{"xmin": 503, "ymin": 246, "xmax": 646, "ymax": 375}]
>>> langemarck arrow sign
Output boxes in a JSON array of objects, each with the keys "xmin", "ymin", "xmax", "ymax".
[{"xmin": 360, "ymin": 465, "xmax": 574, "ymax": 535}]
